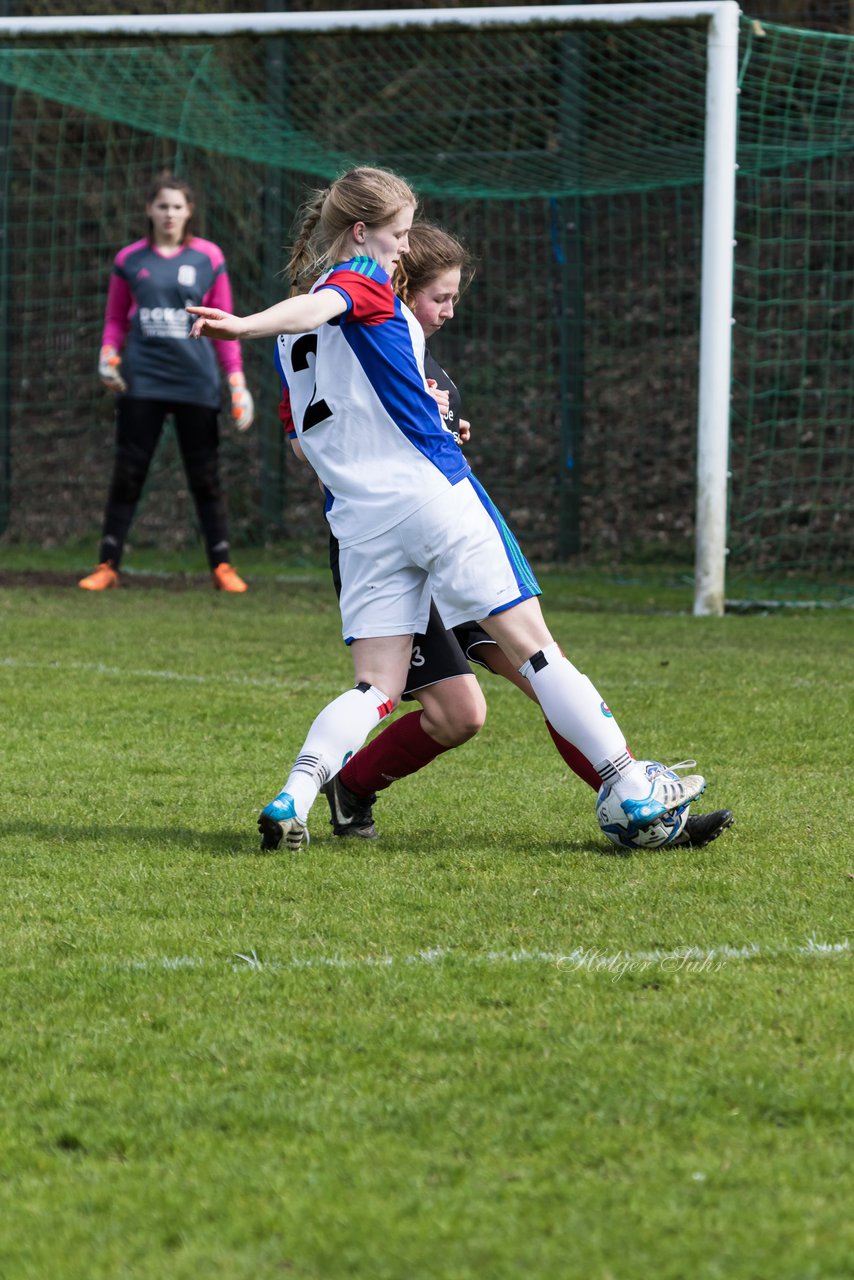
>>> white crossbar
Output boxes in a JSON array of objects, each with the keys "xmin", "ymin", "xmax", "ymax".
[{"xmin": 0, "ymin": 4, "xmax": 732, "ymax": 38}]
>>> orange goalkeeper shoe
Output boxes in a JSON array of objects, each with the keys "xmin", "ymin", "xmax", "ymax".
[
  {"xmin": 212, "ymin": 562, "xmax": 247, "ymax": 593},
  {"xmin": 78, "ymin": 562, "xmax": 119, "ymax": 591}
]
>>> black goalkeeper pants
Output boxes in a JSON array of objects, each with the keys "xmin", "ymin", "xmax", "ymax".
[{"xmin": 98, "ymin": 397, "xmax": 230, "ymax": 570}]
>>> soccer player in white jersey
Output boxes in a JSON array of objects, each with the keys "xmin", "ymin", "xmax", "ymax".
[
  {"xmin": 320, "ymin": 222, "xmax": 733, "ymax": 850},
  {"xmin": 188, "ymin": 166, "xmax": 707, "ymax": 851}
]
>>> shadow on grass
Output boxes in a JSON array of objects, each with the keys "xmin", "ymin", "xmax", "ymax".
[
  {"xmin": 0, "ymin": 820, "xmax": 257, "ymax": 857},
  {"xmin": 371, "ymin": 833, "xmax": 614, "ymax": 858},
  {"xmin": 1, "ymin": 820, "xmax": 619, "ymax": 859}
]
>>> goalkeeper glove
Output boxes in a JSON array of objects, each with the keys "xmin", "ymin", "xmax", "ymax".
[
  {"xmin": 228, "ymin": 372, "xmax": 254, "ymax": 431},
  {"xmin": 98, "ymin": 345, "xmax": 127, "ymax": 392}
]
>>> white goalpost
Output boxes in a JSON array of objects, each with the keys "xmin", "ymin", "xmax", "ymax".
[{"xmin": 0, "ymin": 4, "xmax": 740, "ymax": 616}]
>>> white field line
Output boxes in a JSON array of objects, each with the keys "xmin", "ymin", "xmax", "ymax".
[
  {"xmin": 0, "ymin": 656, "xmax": 309, "ymax": 691},
  {"xmin": 125, "ymin": 936, "xmax": 850, "ymax": 978}
]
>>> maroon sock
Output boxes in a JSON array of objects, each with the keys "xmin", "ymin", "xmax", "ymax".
[
  {"xmin": 545, "ymin": 719, "xmax": 603, "ymax": 792},
  {"xmin": 340, "ymin": 710, "xmax": 448, "ymax": 797}
]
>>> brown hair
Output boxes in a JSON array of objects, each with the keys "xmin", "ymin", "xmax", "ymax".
[
  {"xmin": 394, "ymin": 221, "xmax": 474, "ymax": 311},
  {"xmin": 145, "ymin": 172, "xmax": 195, "ymax": 244},
  {"xmin": 286, "ymin": 166, "xmax": 417, "ymax": 295}
]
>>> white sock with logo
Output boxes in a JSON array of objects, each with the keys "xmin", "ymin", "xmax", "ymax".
[
  {"xmin": 518, "ymin": 642, "xmax": 647, "ymax": 791},
  {"xmin": 280, "ymin": 683, "xmax": 393, "ymax": 820}
]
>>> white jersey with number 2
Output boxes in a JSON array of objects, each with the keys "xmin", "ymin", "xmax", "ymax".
[{"xmin": 275, "ymin": 256, "xmax": 470, "ymax": 549}]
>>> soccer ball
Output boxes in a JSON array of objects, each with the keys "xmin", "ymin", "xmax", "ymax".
[{"xmin": 596, "ymin": 760, "xmax": 690, "ymax": 851}]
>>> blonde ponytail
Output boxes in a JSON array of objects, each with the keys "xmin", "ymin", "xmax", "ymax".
[
  {"xmin": 285, "ymin": 167, "xmax": 417, "ymax": 291},
  {"xmin": 286, "ymin": 188, "xmax": 328, "ymax": 296}
]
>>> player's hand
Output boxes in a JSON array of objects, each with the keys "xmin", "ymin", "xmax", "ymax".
[
  {"xmin": 186, "ymin": 306, "xmax": 247, "ymax": 340},
  {"xmin": 426, "ymin": 377, "xmax": 450, "ymax": 418},
  {"xmin": 228, "ymin": 373, "xmax": 254, "ymax": 431},
  {"xmin": 98, "ymin": 344, "xmax": 127, "ymax": 392},
  {"xmin": 458, "ymin": 418, "xmax": 471, "ymax": 445}
]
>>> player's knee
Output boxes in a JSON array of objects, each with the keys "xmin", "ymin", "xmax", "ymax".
[
  {"xmin": 422, "ymin": 681, "xmax": 486, "ymax": 746},
  {"xmin": 457, "ymin": 688, "xmax": 487, "ymax": 741},
  {"xmin": 449, "ymin": 704, "xmax": 486, "ymax": 745}
]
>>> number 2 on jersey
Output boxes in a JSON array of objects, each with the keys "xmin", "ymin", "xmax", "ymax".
[{"xmin": 291, "ymin": 335, "xmax": 331, "ymax": 430}]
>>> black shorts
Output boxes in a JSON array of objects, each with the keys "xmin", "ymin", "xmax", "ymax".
[
  {"xmin": 403, "ymin": 601, "xmax": 471, "ymax": 697},
  {"xmin": 404, "ymin": 612, "xmax": 501, "ymax": 697},
  {"xmin": 451, "ymin": 620, "xmax": 498, "ymax": 672}
]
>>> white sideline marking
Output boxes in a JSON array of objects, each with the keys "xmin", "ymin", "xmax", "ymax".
[
  {"xmin": 0, "ymin": 656, "xmax": 310, "ymax": 691},
  {"xmin": 124, "ymin": 937, "xmax": 850, "ymax": 977}
]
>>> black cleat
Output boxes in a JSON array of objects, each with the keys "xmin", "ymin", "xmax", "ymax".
[
  {"xmin": 673, "ymin": 809, "xmax": 734, "ymax": 848},
  {"xmin": 321, "ymin": 774, "xmax": 379, "ymax": 840},
  {"xmin": 258, "ymin": 812, "xmax": 283, "ymax": 851}
]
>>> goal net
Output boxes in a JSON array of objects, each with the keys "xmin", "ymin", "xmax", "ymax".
[{"xmin": 0, "ymin": 5, "xmax": 850, "ymax": 606}]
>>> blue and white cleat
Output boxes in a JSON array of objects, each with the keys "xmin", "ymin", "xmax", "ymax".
[
  {"xmin": 258, "ymin": 791, "xmax": 309, "ymax": 852},
  {"xmin": 620, "ymin": 761, "xmax": 706, "ymax": 828}
]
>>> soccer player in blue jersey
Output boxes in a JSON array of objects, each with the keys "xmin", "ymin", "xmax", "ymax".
[
  {"xmin": 189, "ymin": 166, "xmax": 708, "ymax": 850},
  {"xmin": 79, "ymin": 173, "xmax": 254, "ymax": 593}
]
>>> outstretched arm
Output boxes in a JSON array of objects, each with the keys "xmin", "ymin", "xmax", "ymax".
[{"xmin": 188, "ymin": 289, "xmax": 347, "ymax": 341}]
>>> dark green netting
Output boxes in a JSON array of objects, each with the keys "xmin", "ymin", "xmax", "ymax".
[
  {"xmin": 0, "ymin": 28, "xmax": 715, "ymax": 198},
  {"xmin": 729, "ymin": 20, "xmax": 852, "ymax": 595},
  {"xmin": 0, "ymin": 15, "xmax": 850, "ymax": 599}
]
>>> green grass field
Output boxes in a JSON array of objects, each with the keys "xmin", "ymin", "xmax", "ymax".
[{"xmin": 1, "ymin": 553, "xmax": 851, "ymax": 1280}]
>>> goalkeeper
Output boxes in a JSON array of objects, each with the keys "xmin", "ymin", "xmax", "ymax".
[{"xmin": 79, "ymin": 172, "xmax": 254, "ymax": 593}]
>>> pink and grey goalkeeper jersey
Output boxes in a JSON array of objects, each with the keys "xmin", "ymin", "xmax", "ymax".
[
  {"xmin": 101, "ymin": 236, "xmax": 243, "ymax": 409},
  {"xmin": 275, "ymin": 257, "xmax": 470, "ymax": 549}
]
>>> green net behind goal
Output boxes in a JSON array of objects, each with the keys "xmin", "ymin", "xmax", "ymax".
[{"xmin": 0, "ymin": 15, "xmax": 850, "ymax": 601}]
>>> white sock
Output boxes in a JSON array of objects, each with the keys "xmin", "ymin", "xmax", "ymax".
[
  {"xmin": 281, "ymin": 683, "xmax": 394, "ymax": 820},
  {"xmin": 518, "ymin": 642, "xmax": 640, "ymax": 783},
  {"xmin": 596, "ymin": 748, "xmax": 651, "ymax": 797}
]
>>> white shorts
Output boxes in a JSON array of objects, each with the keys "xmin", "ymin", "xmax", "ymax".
[{"xmin": 337, "ymin": 475, "xmax": 540, "ymax": 642}]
